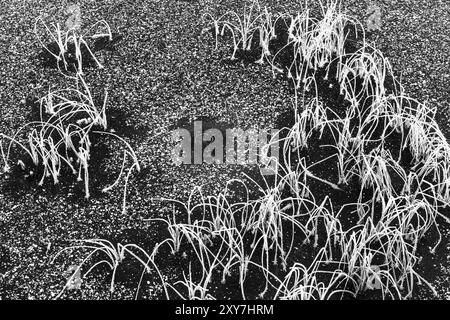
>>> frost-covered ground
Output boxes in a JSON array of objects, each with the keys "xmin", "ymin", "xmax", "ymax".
[{"xmin": 0, "ymin": 0, "xmax": 449, "ymax": 299}]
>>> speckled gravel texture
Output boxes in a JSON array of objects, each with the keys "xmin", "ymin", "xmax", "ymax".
[{"xmin": 0, "ymin": 0, "xmax": 449, "ymax": 299}]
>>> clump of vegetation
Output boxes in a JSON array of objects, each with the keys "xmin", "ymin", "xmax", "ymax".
[
  {"xmin": 1, "ymin": 9, "xmax": 139, "ymax": 210},
  {"xmin": 34, "ymin": 5, "xmax": 112, "ymax": 76}
]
